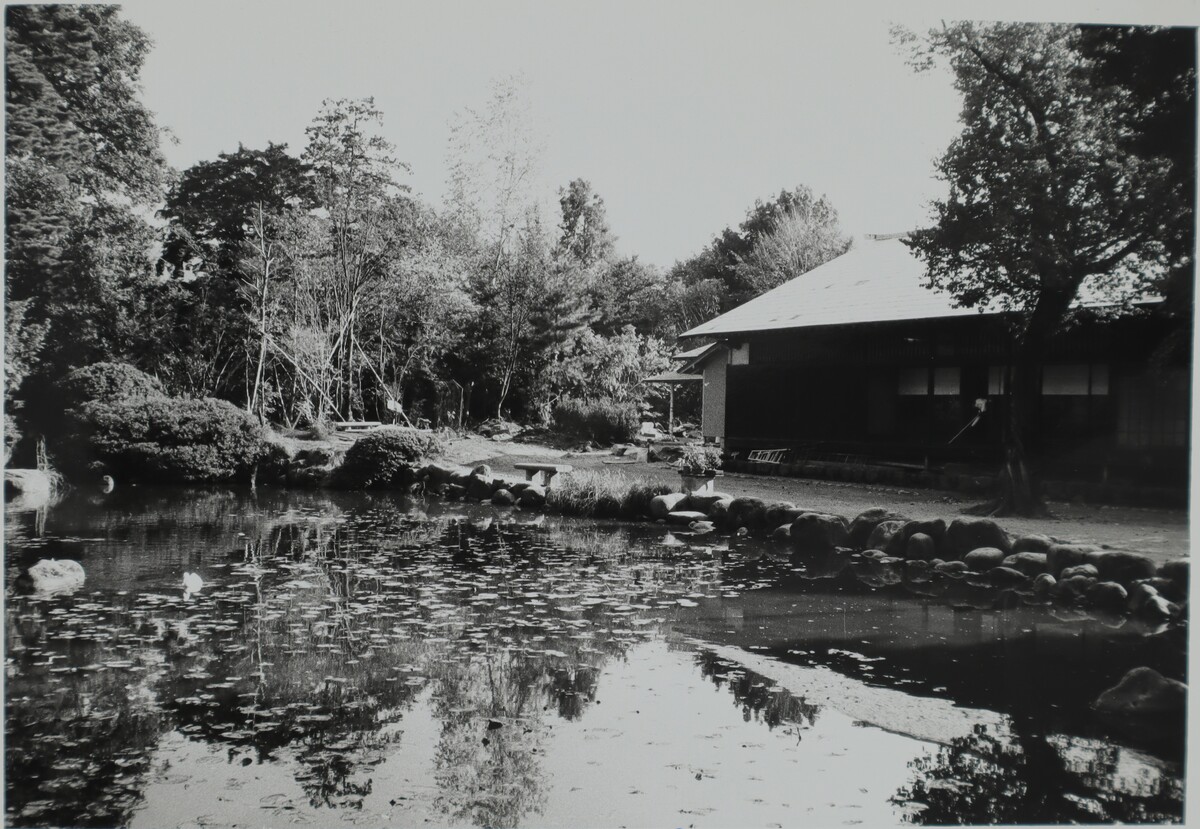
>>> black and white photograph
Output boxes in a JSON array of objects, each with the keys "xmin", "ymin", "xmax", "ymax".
[{"xmin": 3, "ymin": 1, "xmax": 1196, "ymax": 826}]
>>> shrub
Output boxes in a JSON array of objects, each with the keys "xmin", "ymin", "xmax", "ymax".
[
  {"xmin": 61, "ymin": 362, "xmax": 166, "ymax": 409},
  {"xmin": 552, "ymin": 397, "xmax": 638, "ymax": 445},
  {"xmin": 72, "ymin": 397, "xmax": 268, "ymax": 482},
  {"xmin": 333, "ymin": 427, "xmax": 445, "ymax": 489},
  {"xmin": 678, "ymin": 444, "xmax": 724, "ymax": 475},
  {"xmin": 547, "ymin": 470, "xmax": 672, "ymax": 519}
]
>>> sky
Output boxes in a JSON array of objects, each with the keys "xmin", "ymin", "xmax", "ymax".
[{"xmin": 121, "ymin": 0, "xmax": 1199, "ymax": 269}]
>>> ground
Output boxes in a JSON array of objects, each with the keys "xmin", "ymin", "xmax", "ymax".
[{"xmin": 441, "ymin": 433, "xmax": 1191, "ymax": 562}]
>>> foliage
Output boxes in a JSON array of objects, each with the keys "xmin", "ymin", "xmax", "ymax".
[
  {"xmin": 897, "ymin": 22, "xmax": 1195, "ymax": 515},
  {"xmin": 678, "ymin": 444, "xmax": 724, "ymax": 475},
  {"xmin": 333, "ymin": 427, "xmax": 446, "ymax": 489},
  {"xmin": 545, "ymin": 470, "xmax": 669, "ymax": 519},
  {"xmin": 556, "ymin": 178, "xmax": 615, "ymax": 268},
  {"xmin": 670, "ymin": 186, "xmax": 851, "ymax": 312},
  {"xmin": 5, "ymin": 4, "xmax": 169, "ymax": 391},
  {"xmin": 69, "ymin": 397, "xmax": 268, "ymax": 482},
  {"xmin": 60, "ymin": 361, "xmax": 166, "ymax": 410},
  {"xmin": 551, "ymin": 398, "xmax": 638, "ymax": 445}
]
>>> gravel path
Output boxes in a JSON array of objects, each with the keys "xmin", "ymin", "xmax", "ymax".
[{"xmin": 444, "ymin": 436, "xmax": 1190, "ymax": 562}]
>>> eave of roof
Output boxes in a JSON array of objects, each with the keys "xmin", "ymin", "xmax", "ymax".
[{"xmin": 680, "ymin": 236, "xmax": 1160, "ymax": 340}]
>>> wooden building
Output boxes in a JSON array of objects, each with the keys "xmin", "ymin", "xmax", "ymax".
[{"xmin": 677, "ymin": 235, "xmax": 1190, "ymax": 487}]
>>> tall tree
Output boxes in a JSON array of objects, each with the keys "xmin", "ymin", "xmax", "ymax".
[
  {"xmin": 898, "ymin": 22, "xmax": 1195, "ymax": 516},
  {"xmin": 5, "ymin": 5, "xmax": 169, "ymax": 451},
  {"xmin": 555, "ymin": 178, "xmax": 615, "ymax": 269}
]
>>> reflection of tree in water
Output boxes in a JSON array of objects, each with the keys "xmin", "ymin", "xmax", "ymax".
[
  {"xmin": 892, "ymin": 720, "xmax": 1183, "ymax": 824},
  {"xmin": 5, "ymin": 602, "xmax": 167, "ymax": 828},
  {"xmin": 694, "ymin": 649, "xmax": 820, "ymax": 729}
]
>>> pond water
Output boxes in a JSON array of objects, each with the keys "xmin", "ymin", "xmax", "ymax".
[{"xmin": 4, "ymin": 486, "xmax": 1186, "ymax": 827}]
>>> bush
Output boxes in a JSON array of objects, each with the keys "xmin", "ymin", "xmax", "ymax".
[
  {"xmin": 678, "ymin": 445, "xmax": 724, "ymax": 475},
  {"xmin": 333, "ymin": 427, "xmax": 445, "ymax": 489},
  {"xmin": 61, "ymin": 362, "xmax": 166, "ymax": 409},
  {"xmin": 552, "ymin": 398, "xmax": 638, "ymax": 445},
  {"xmin": 547, "ymin": 470, "xmax": 673, "ymax": 519},
  {"xmin": 72, "ymin": 397, "xmax": 269, "ymax": 482}
]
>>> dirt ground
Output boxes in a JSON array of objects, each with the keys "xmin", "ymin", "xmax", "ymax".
[{"xmin": 443, "ymin": 434, "xmax": 1192, "ymax": 562}]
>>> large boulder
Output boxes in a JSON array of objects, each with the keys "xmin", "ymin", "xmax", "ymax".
[
  {"xmin": 466, "ymin": 474, "xmax": 495, "ymax": 501},
  {"xmin": 934, "ymin": 560, "xmax": 969, "ymax": 577},
  {"xmin": 491, "ymin": 489, "xmax": 516, "ymax": 506},
  {"xmin": 847, "ymin": 508, "xmax": 908, "ymax": 549},
  {"xmin": 1001, "ymin": 552, "xmax": 1049, "ymax": 577},
  {"xmin": 1046, "ymin": 543, "xmax": 1099, "ymax": 577},
  {"xmin": 1085, "ymin": 551, "xmax": 1157, "ymax": 585},
  {"xmin": 905, "ymin": 532, "xmax": 938, "ymax": 561},
  {"xmin": 517, "ymin": 485, "xmax": 546, "ymax": 509},
  {"xmin": 649, "ymin": 493, "xmax": 688, "ymax": 520},
  {"xmin": 963, "ymin": 547, "xmax": 1007, "ymax": 571},
  {"xmin": 1012, "ymin": 534, "xmax": 1054, "ymax": 555},
  {"xmin": 762, "ymin": 501, "xmax": 800, "ymax": 529},
  {"xmin": 1094, "ymin": 667, "xmax": 1186, "ymax": 716},
  {"xmin": 1032, "ymin": 573, "xmax": 1057, "ymax": 597},
  {"xmin": 1061, "ymin": 563, "xmax": 1100, "ymax": 580},
  {"xmin": 421, "ymin": 462, "xmax": 461, "ymax": 490},
  {"xmin": 1056, "ymin": 573, "xmax": 1097, "ymax": 602},
  {"xmin": 790, "ymin": 513, "xmax": 850, "ymax": 555},
  {"xmin": 684, "ymin": 492, "xmax": 734, "ymax": 513},
  {"xmin": 988, "ymin": 566, "xmax": 1029, "ymax": 586},
  {"xmin": 727, "ymin": 497, "xmax": 767, "ymax": 532},
  {"xmin": 25, "ymin": 559, "xmax": 86, "ymax": 594},
  {"xmin": 1085, "ymin": 580, "xmax": 1129, "ymax": 612},
  {"xmin": 865, "ymin": 519, "xmax": 907, "ymax": 553},
  {"xmin": 667, "ymin": 510, "xmax": 709, "ymax": 526},
  {"xmin": 1158, "ymin": 559, "xmax": 1189, "ymax": 596},
  {"xmin": 707, "ymin": 498, "xmax": 734, "ymax": 527},
  {"xmin": 943, "ymin": 517, "xmax": 1012, "ymax": 560},
  {"xmin": 885, "ymin": 519, "xmax": 947, "ymax": 558}
]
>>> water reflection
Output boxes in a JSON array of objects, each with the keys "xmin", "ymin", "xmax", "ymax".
[{"xmin": 4, "ymin": 486, "xmax": 1187, "ymax": 827}]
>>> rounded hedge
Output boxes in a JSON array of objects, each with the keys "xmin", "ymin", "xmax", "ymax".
[
  {"xmin": 61, "ymin": 362, "xmax": 166, "ymax": 409},
  {"xmin": 73, "ymin": 396, "xmax": 268, "ymax": 482},
  {"xmin": 333, "ymin": 427, "xmax": 446, "ymax": 489}
]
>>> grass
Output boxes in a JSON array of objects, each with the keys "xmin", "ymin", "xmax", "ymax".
[{"xmin": 546, "ymin": 469, "xmax": 675, "ymax": 519}]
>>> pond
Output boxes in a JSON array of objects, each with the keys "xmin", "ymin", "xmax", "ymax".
[{"xmin": 4, "ymin": 486, "xmax": 1186, "ymax": 827}]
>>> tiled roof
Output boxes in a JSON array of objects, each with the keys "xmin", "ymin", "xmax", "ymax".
[
  {"xmin": 680, "ymin": 236, "xmax": 1156, "ymax": 339},
  {"xmin": 671, "ymin": 344, "xmax": 712, "ymax": 361}
]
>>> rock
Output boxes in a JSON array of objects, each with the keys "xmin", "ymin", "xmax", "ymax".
[
  {"xmin": 847, "ymin": 508, "xmax": 908, "ymax": 549},
  {"xmin": 471, "ymin": 464, "xmax": 492, "ymax": 478},
  {"xmin": 943, "ymin": 517, "xmax": 1012, "ymax": 560},
  {"xmin": 422, "ymin": 463, "xmax": 461, "ymax": 489},
  {"xmin": 1061, "ymin": 563, "xmax": 1100, "ymax": 580},
  {"xmin": 1012, "ymin": 534, "xmax": 1054, "ymax": 554},
  {"xmin": 1094, "ymin": 667, "xmax": 1186, "ymax": 716},
  {"xmin": 964, "ymin": 547, "xmax": 1007, "ymax": 571},
  {"xmin": 4, "ymin": 468, "xmax": 53, "ymax": 508},
  {"xmin": 727, "ymin": 497, "xmax": 766, "ymax": 531},
  {"xmin": 790, "ymin": 512, "xmax": 850, "ymax": 555},
  {"xmin": 1046, "ymin": 543, "xmax": 1099, "ymax": 577},
  {"xmin": 466, "ymin": 474, "xmax": 494, "ymax": 501},
  {"xmin": 1142, "ymin": 595, "xmax": 1178, "ymax": 621},
  {"xmin": 517, "ymin": 485, "xmax": 546, "ymax": 508},
  {"xmin": 763, "ymin": 502, "xmax": 799, "ymax": 529},
  {"xmin": 684, "ymin": 492, "xmax": 734, "ymax": 513},
  {"xmin": 690, "ymin": 520, "xmax": 716, "ymax": 534},
  {"xmin": 863, "ymin": 549, "xmax": 888, "ymax": 560},
  {"xmin": 905, "ymin": 532, "xmax": 937, "ymax": 561},
  {"xmin": 934, "ymin": 560, "xmax": 968, "ymax": 576},
  {"xmin": 667, "ymin": 510, "xmax": 709, "ymax": 526},
  {"xmin": 770, "ymin": 524, "xmax": 792, "ymax": 543},
  {"xmin": 988, "ymin": 566, "xmax": 1029, "ymax": 586},
  {"xmin": 1085, "ymin": 551, "xmax": 1157, "ymax": 585},
  {"xmin": 878, "ymin": 556, "xmax": 904, "ymax": 566},
  {"xmin": 1086, "ymin": 580, "xmax": 1129, "ymax": 611},
  {"xmin": 491, "ymin": 489, "xmax": 515, "ymax": 506},
  {"xmin": 1157, "ymin": 558, "xmax": 1189, "ymax": 595},
  {"xmin": 735, "ymin": 526, "xmax": 749, "ymax": 537},
  {"xmin": 865, "ymin": 519, "xmax": 906, "ymax": 552},
  {"xmin": 649, "ymin": 493, "xmax": 688, "ymax": 520},
  {"xmin": 1001, "ymin": 552, "xmax": 1048, "ymax": 577},
  {"xmin": 444, "ymin": 484, "xmax": 466, "ymax": 500},
  {"xmin": 1032, "ymin": 573, "xmax": 1057, "ymax": 596},
  {"xmin": 25, "ymin": 559, "xmax": 85, "ymax": 594},
  {"xmin": 1057, "ymin": 574, "xmax": 1097, "ymax": 601},
  {"xmin": 509, "ymin": 481, "xmax": 531, "ymax": 494},
  {"xmin": 885, "ymin": 519, "xmax": 947, "ymax": 558},
  {"xmin": 1126, "ymin": 582, "xmax": 1158, "ymax": 614},
  {"xmin": 707, "ymin": 499, "xmax": 733, "ymax": 526}
]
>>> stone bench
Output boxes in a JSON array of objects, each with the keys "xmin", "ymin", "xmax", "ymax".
[{"xmin": 513, "ymin": 463, "xmax": 574, "ymax": 487}]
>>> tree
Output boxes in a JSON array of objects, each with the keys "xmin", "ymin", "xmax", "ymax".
[
  {"xmin": 5, "ymin": 5, "xmax": 169, "ymax": 455},
  {"xmin": 898, "ymin": 22, "xmax": 1194, "ymax": 516},
  {"xmin": 301, "ymin": 98, "xmax": 414, "ymax": 420},
  {"xmin": 555, "ymin": 178, "xmax": 615, "ymax": 269}
]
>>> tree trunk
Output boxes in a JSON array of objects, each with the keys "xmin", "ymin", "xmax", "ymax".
[{"xmin": 972, "ymin": 286, "xmax": 1074, "ymax": 517}]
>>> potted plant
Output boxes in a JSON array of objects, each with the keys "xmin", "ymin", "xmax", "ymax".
[{"xmin": 678, "ymin": 445, "xmax": 724, "ymax": 494}]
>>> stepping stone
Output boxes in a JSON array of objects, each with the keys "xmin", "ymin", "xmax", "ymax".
[{"xmin": 667, "ymin": 510, "xmax": 710, "ymax": 525}]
